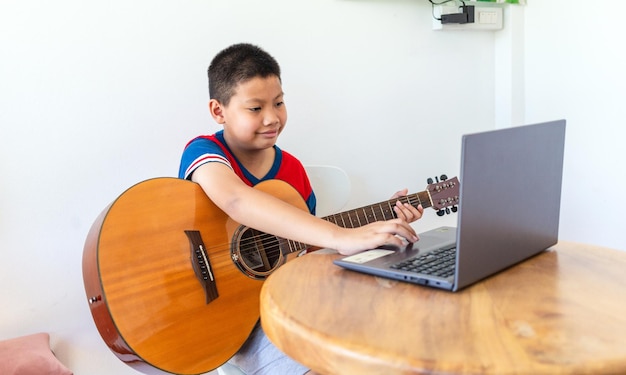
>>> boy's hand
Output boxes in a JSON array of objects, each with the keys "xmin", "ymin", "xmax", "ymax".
[
  {"xmin": 391, "ymin": 188, "xmax": 424, "ymax": 223},
  {"xmin": 333, "ymin": 219, "xmax": 419, "ymax": 256}
]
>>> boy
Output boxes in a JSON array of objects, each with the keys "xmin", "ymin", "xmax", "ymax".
[{"xmin": 179, "ymin": 43, "xmax": 423, "ymax": 375}]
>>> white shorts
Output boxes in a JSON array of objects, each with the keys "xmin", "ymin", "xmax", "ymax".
[{"xmin": 228, "ymin": 322, "xmax": 309, "ymax": 375}]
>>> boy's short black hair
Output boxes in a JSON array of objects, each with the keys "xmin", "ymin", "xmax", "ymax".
[{"xmin": 208, "ymin": 43, "xmax": 282, "ymax": 106}]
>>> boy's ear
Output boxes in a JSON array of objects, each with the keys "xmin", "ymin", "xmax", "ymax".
[{"xmin": 208, "ymin": 99, "xmax": 225, "ymax": 124}]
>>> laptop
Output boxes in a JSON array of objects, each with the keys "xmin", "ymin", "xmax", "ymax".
[{"xmin": 333, "ymin": 119, "xmax": 566, "ymax": 291}]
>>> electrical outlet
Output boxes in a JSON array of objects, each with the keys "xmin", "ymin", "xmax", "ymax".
[{"xmin": 433, "ymin": 5, "xmax": 503, "ymax": 31}]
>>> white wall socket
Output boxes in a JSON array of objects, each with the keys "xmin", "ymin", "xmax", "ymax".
[{"xmin": 433, "ymin": 5, "xmax": 503, "ymax": 31}]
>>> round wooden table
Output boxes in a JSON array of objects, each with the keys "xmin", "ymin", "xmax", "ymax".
[{"xmin": 260, "ymin": 242, "xmax": 626, "ymax": 375}]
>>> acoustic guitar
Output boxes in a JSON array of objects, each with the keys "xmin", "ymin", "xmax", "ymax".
[{"xmin": 82, "ymin": 177, "xmax": 459, "ymax": 375}]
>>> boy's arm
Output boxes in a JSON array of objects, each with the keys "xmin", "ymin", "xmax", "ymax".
[{"xmin": 191, "ymin": 162, "xmax": 420, "ymax": 256}]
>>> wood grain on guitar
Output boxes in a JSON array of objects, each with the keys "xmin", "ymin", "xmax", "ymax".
[{"xmin": 82, "ymin": 177, "xmax": 459, "ymax": 374}]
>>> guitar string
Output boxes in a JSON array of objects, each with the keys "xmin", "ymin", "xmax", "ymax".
[
  {"xmin": 195, "ymin": 193, "xmax": 432, "ymax": 273},
  {"xmin": 190, "ymin": 186, "xmax": 458, "ymax": 275},
  {"xmin": 237, "ymin": 197, "xmax": 409, "ymax": 260},
  {"xmin": 252, "ymin": 194, "xmax": 422, "ymax": 257},
  {"xmin": 194, "ymin": 199, "xmax": 398, "ymax": 266},
  {"xmin": 221, "ymin": 194, "xmax": 426, "ymax": 265},
  {"xmin": 195, "ymin": 192, "xmax": 438, "ymax": 264}
]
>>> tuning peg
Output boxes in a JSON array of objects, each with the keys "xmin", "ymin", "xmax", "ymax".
[
  {"xmin": 427, "ymin": 177, "xmax": 433, "ymax": 184},
  {"xmin": 440, "ymin": 174, "xmax": 448, "ymax": 181},
  {"xmin": 437, "ymin": 209, "xmax": 445, "ymax": 217},
  {"xmin": 445, "ymin": 207, "xmax": 451, "ymax": 215},
  {"xmin": 451, "ymin": 206, "xmax": 458, "ymax": 213}
]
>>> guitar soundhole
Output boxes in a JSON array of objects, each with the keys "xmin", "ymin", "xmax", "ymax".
[{"xmin": 232, "ymin": 226, "xmax": 286, "ymax": 280}]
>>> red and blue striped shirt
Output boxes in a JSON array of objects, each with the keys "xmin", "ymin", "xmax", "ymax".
[{"xmin": 178, "ymin": 130, "xmax": 316, "ymax": 215}]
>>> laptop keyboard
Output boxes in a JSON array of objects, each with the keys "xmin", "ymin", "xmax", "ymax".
[{"xmin": 390, "ymin": 246, "xmax": 456, "ymax": 278}]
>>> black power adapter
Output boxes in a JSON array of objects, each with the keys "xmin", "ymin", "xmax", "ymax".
[{"xmin": 441, "ymin": 5, "xmax": 475, "ymax": 24}]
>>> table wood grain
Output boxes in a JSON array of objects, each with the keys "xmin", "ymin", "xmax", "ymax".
[{"xmin": 260, "ymin": 242, "xmax": 626, "ymax": 375}]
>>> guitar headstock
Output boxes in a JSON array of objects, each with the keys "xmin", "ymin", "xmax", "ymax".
[{"xmin": 426, "ymin": 175, "xmax": 460, "ymax": 216}]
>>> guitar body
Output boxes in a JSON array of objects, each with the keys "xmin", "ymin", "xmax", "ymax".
[{"xmin": 82, "ymin": 178, "xmax": 308, "ymax": 375}]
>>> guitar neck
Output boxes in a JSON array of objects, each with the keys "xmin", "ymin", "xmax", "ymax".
[
  {"xmin": 284, "ymin": 176, "xmax": 459, "ymax": 254},
  {"xmin": 323, "ymin": 191, "xmax": 432, "ymax": 229},
  {"xmin": 287, "ymin": 190, "xmax": 432, "ymax": 253}
]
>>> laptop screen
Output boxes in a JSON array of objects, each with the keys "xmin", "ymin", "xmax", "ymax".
[{"xmin": 453, "ymin": 119, "xmax": 566, "ymax": 290}]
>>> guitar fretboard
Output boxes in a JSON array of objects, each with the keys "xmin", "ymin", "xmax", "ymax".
[{"xmin": 286, "ymin": 191, "xmax": 432, "ymax": 253}]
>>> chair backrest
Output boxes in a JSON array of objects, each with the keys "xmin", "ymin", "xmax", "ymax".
[{"xmin": 304, "ymin": 165, "xmax": 352, "ymax": 217}]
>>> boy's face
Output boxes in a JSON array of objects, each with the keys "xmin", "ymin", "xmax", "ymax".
[{"xmin": 211, "ymin": 75, "xmax": 287, "ymax": 153}]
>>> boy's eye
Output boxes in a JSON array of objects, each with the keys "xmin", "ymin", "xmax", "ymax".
[
  {"xmin": 276, "ymin": 101, "xmax": 284, "ymax": 107},
  {"xmin": 249, "ymin": 107, "xmax": 261, "ymax": 112}
]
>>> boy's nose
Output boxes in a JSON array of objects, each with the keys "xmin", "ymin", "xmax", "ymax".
[{"xmin": 263, "ymin": 108, "xmax": 281, "ymax": 126}]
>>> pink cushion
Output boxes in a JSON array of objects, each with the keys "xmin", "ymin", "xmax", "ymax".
[{"xmin": 0, "ymin": 333, "xmax": 72, "ymax": 375}]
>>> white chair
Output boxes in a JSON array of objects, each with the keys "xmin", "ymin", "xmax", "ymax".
[{"xmin": 304, "ymin": 164, "xmax": 352, "ymax": 217}]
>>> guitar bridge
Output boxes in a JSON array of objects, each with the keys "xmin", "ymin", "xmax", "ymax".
[{"xmin": 185, "ymin": 230, "xmax": 219, "ymax": 304}]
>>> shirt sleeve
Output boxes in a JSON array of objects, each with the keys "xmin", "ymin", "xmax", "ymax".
[{"xmin": 178, "ymin": 137, "xmax": 232, "ymax": 180}]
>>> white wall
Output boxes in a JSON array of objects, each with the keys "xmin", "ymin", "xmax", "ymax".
[
  {"xmin": 524, "ymin": 1, "xmax": 626, "ymax": 251},
  {"xmin": 3, "ymin": 1, "xmax": 624, "ymax": 374},
  {"xmin": 0, "ymin": 1, "xmax": 493, "ymax": 374}
]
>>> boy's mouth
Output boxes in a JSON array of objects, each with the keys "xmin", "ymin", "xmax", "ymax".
[{"xmin": 259, "ymin": 129, "xmax": 280, "ymax": 138}]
